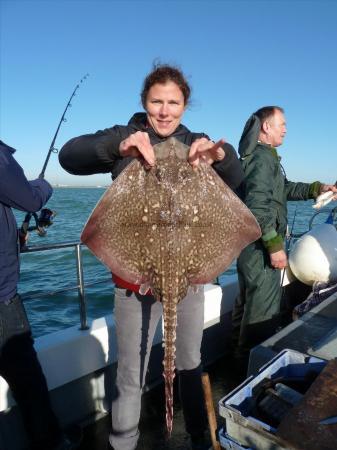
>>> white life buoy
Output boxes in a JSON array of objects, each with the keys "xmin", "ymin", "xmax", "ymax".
[{"xmin": 289, "ymin": 223, "xmax": 337, "ymax": 285}]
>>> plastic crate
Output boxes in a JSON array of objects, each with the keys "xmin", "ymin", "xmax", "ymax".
[
  {"xmin": 218, "ymin": 427, "xmax": 252, "ymax": 449},
  {"xmin": 218, "ymin": 349, "xmax": 326, "ymax": 449}
]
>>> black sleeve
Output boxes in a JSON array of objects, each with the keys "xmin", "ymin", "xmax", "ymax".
[
  {"xmin": 212, "ymin": 143, "xmax": 244, "ymax": 192},
  {"xmin": 58, "ymin": 126, "xmax": 124, "ymax": 175}
]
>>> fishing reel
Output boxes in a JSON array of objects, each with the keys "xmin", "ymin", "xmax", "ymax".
[{"xmin": 20, "ymin": 208, "xmax": 56, "ymax": 237}]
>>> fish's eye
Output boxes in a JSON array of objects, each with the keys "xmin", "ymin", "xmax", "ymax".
[{"xmin": 155, "ymin": 168, "xmax": 164, "ymax": 182}]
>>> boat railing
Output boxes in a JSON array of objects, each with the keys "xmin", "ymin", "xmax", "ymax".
[
  {"xmin": 308, "ymin": 205, "xmax": 337, "ymax": 230},
  {"xmin": 20, "ymin": 241, "xmax": 111, "ymax": 331},
  {"xmin": 290, "ymin": 205, "xmax": 337, "ymax": 239},
  {"xmin": 18, "ymin": 206, "xmax": 337, "ymax": 334}
]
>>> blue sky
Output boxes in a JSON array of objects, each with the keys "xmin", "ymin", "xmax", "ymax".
[{"xmin": 1, "ymin": 0, "xmax": 337, "ymax": 187}]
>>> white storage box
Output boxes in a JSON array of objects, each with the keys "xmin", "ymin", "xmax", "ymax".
[
  {"xmin": 218, "ymin": 349, "xmax": 326, "ymax": 449},
  {"xmin": 218, "ymin": 427, "xmax": 252, "ymax": 449}
]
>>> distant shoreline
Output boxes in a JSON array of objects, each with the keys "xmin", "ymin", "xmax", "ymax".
[{"xmin": 52, "ymin": 185, "xmax": 108, "ymax": 189}]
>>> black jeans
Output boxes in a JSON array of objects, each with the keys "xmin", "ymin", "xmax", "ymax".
[
  {"xmin": 0, "ymin": 295, "xmax": 62, "ymax": 450},
  {"xmin": 179, "ymin": 364, "xmax": 207, "ymax": 439}
]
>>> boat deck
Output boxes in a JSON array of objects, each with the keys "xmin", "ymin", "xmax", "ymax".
[{"xmin": 77, "ymin": 356, "xmax": 240, "ymax": 450}]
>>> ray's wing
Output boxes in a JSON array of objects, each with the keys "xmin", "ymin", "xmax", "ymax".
[
  {"xmin": 178, "ymin": 161, "xmax": 261, "ymax": 285},
  {"xmin": 81, "ymin": 159, "xmax": 152, "ymax": 285}
]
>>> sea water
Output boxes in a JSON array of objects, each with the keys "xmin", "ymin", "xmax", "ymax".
[{"xmin": 14, "ymin": 188, "xmax": 331, "ymax": 337}]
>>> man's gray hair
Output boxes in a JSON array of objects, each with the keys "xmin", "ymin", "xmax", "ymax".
[{"xmin": 254, "ymin": 106, "xmax": 284, "ymax": 126}]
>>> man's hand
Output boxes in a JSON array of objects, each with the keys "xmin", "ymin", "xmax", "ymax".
[
  {"xmin": 320, "ymin": 183, "xmax": 337, "ymax": 199},
  {"xmin": 270, "ymin": 249, "xmax": 287, "ymax": 270},
  {"xmin": 188, "ymin": 138, "xmax": 225, "ymax": 168},
  {"xmin": 19, "ymin": 230, "xmax": 29, "ymax": 251},
  {"xmin": 119, "ymin": 131, "xmax": 155, "ymax": 167}
]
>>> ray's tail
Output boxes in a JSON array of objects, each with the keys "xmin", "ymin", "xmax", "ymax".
[{"xmin": 162, "ymin": 300, "xmax": 178, "ymax": 436}]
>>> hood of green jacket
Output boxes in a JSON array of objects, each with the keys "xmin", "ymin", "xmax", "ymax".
[
  {"xmin": 238, "ymin": 114, "xmax": 261, "ymax": 158},
  {"xmin": 238, "ymin": 114, "xmax": 280, "ymax": 161}
]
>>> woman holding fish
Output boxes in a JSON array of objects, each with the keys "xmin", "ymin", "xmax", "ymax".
[{"xmin": 59, "ymin": 64, "xmax": 245, "ymax": 450}]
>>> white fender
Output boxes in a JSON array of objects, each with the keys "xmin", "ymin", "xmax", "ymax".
[{"xmin": 289, "ymin": 223, "xmax": 337, "ymax": 285}]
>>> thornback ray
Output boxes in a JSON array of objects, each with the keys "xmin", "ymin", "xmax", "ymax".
[{"xmin": 81, "ymin": 137, "xmax": 261, "ymax": 435}]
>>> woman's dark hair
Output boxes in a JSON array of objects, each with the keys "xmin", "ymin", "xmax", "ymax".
[
  {"xmin": 254, "ymin": 106, "xmax": 284, "ymax": 126},
  {"xmin": 141, "ymin": 63, "xmax": 191, "ymax": 108}
]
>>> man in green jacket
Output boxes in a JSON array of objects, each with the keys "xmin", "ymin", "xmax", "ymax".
[{"xmin": 232, "ymin": 106, "xmax": 337, "ymax": 370}]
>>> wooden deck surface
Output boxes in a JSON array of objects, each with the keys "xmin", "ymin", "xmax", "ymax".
[{"xmin": 77, "ymin": 357, "xmax": 240, "ymax": 450}]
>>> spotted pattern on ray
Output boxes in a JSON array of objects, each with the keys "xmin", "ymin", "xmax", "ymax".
[{"xmin": 81, "ymin": 137, "xmax": 261, "ymax": 435}]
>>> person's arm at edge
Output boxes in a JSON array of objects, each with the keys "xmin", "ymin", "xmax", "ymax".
[
  {"xmin": 285, "ymin": 179, "xmax": 337, "ymax": 200},
  {"xmin": 284, "ymin": 179, "xmax": 322, "ymax": 200},
  {"xmin": 0, "ymin": 152, "xmax": 52, "ymax": 212}
]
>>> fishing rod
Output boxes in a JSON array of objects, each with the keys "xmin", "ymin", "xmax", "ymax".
[
  {"xmin": 39, "ymin": 73, "xmax": 89, "ymax": 179},
  {"xmin": 21, "ymin": 74, "xmax": 89, "ymax": 240},
  {"xmin": 280, "ymin": 204, "xmax": 298, "ymax": 288},
  {"xmin": 287, "ymin": 204, "xmax": 298, "ymax": 253}
]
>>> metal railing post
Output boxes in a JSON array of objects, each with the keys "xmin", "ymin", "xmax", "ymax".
[
  {"xmin": 75, "ymin": 244, "xmax": 89, "ymax": 330},
  {"xmin": 21, "ymin": 240, "xmax": 112, "ymax": 330}
]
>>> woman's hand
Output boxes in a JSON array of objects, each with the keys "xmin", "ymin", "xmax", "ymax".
[
  {"xmin": 188, "ymin": 138, "xmax": 225, "ymax": 168},
  {"xmin": 119, "ymin": 131, "xmax": 155, "ymax": 167}
]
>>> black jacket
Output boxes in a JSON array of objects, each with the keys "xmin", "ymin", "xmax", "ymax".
[
  {"xmin": 0, "ymin": 141, "xmax": 52, "ymax": 302},
  {"xmin": 59, "ymin": 112, "xmax": 244, "ymax": 191}
]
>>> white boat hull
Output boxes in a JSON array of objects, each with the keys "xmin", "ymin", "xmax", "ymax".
[{"xmin": 0, "ymin": 276, "xmax": 238, "ymax": 450}]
